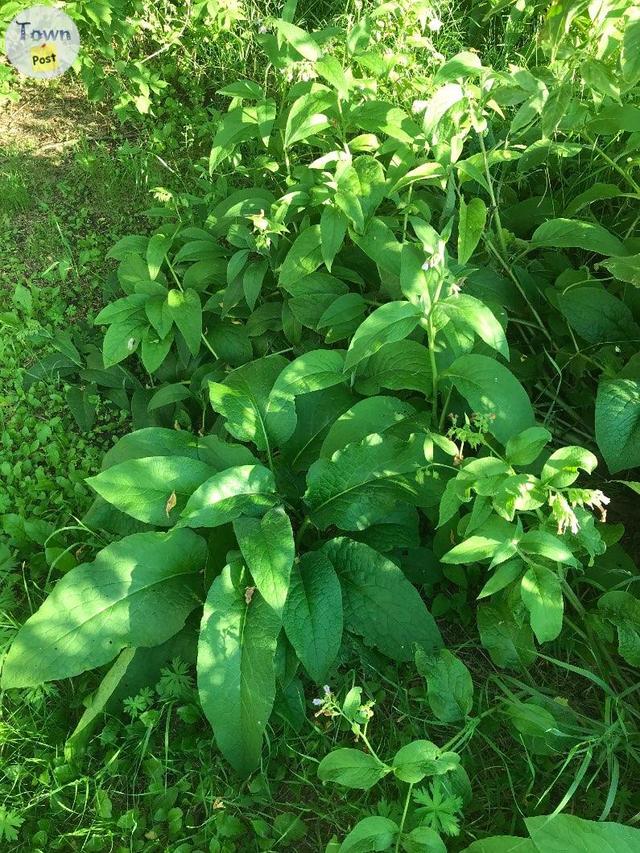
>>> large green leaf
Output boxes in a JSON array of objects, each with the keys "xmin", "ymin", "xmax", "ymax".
[
  {"xmin": 600, "ymin": 252, "xmax": 640, "ymax": 286},
  {"xmin": 166, "ymin": 288, "xmax": 202, "ymax": 355},
  {"xmin": 415, "ymin": 647, "xmax": 474, "ymax": 722},
  {"xmin": 320, "ymin": 205, "xmax": 347, "ymax": 271},
  {"xmin": 209, "ymin": 354, "xmax": 288, "ymax": 452},
  {"xmin": 317, "ymin": 749, "xmax": 390, "ymax": 789},
  {"xmin": 558, "ymin": 286, "xmax": 640, "ymax": 344},
  {"xmin": 443, "ymin": 354, "xmax": 535, "ymax": 444},
  {"xmin": 273, "ymin": 20, "xmax": 320, "ymax": 61},
  {"xmin": 349, "ymin": 99, "xmax": 420, "ymax": 144},
  {"xmin": 622, "ymin": 18, "xmax": 640, "ymax": 85},
  {"xmin": 284, "ymin": 90, "xmax": 334, "ymax": 148},
  {"xmin": 86, "ymin": 456, "xmax": 215, "ymax": 526},
  {"xmin": 344, "ymin": 301, "xmax": 423, "ymax": 371},
  {"xmin": 265, "ymin": 350, "xmax": 347, "ymax": 445},
  {"xmin": 198, "ymin": 564, "xmax": 280, "ymax": 776},
  {"xmin": 355, "ymin": 339, "xmax": 432, "ymax": 396},
  {"xmin": 598, "ymin": 591, "xmax": 640, "ymax": 666},
  {"xmin": 284, "ymin": 273, "xmax": 348, "ymax": 329},
  {"xmin": 102, "ymin": 317, "xmax": 147, "ymax": 367},
  {"xmin": 531, "ymin": 218, "xmax": 626, "ymax": 256},
  {"xmin": 477, "ymin": 592, "xmax": 536, "ymax": 669},
  {"xmin": 320, "ymin": 396, "xmax": 414, "ymax": 459},
  {"xmin": 525, "ymin": 813, "xmax": 640, "ymax": 852},
  {"xmin": 1, "ymin": 530, "xmax": 205, "ymax": 688},
  {"xmin": 233, "ymin": 507, "xmax": 294, "ymax": 616},
  {"xmin": 339, "ymin": 817, "xmax": 399, "ymax": 853},
  {"xmin": 595, "ymin": 379, "xmax": 640, "ymax": 473},
  {"xmin": 520, "ymin": 565, "xmax": 564, "ymax": 643},
  {"xmin": 279, "ymin": 226, "xmax": 323, "ymax": 287},
  {"xmin": 178, "ymin": 464, "xmax": 277, "ymax": 528},
  {"xmin": 323, "ymin": 538, "xmax": 442, "ymax": 660},
  {"xmin": 102, "ymin": 430, "xmax": 250, "ymax": 472},
  {"xmin": 305, "ymin": 433, "xmax": 428, "ymax": 530},
  {"xmin": 461, "ymin": 837, "xmax": 536, "ymax": 852},
  {"xmin": 435, "ymin": 294, "xmax": 508, "ymax": 358},
  {"xmin": 458, "ymin": 197, "xmax": 487, "ymax": 264},
  {"xmin": 102, "ymin": 428, "xmax": 255, "ymax": 469},
  {"xmin": 282, "ymin": 551, "xmax": 343, "ymax": 682},
  {"xmin": 281, "ymin": 384, "xmax": 355, "ymax": 471}
]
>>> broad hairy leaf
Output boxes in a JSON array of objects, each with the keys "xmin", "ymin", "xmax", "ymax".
[
  {"xmin": 477, "ymin": 592, "xmax": 536, "ymax": 669},
  {"xmin": 595, "ymin": 379, "xmax": 640, "ymax": 473},
  {"xmin": 102, "ymin": 428, "xmax": 256, "ymax": 470},
  {"xmin": 317, "ymin": 748, "xmax": 390, "ymax": 789},
  {"xmin": 505, "ymin": 427, "xmax": 552, "ymax": 466},
  {"xmin": 339, "ymin": 817, "xmax": 399, "ymax": 853},
  {"xmin": 443, "ymin": 354, "xmax": 535, "ymax": 444},
  {"xmin": 540, "ymin": 445, "xmax": 598, "ymax": 487},
  {"xmin": 265, "ymin": 349, "xmax": 347, "ymax": 445},
  {"xmin": 525, "ymin": 813, "xmax": 640, "ymax": 852},
  {"xmin": 86, "ymin": 456, "xmax": 215, "ymax": 526},
  {"xmin": 305, "ymin": 433, "xmax": 428, "ymax": 530},
  {"xmin": 284, "ymin": 89, "xmax": 335, "ymax": 147},
  {"xmin": 351, "ymin": 217, "xmax": 403, "ymax": 277},
  {"xmin": 178, "ymin": 464, "xmax": 277, "ymax": 528},
  {"xmin": 403, "ymin": 826, "xmax": 447, "ymax": 853},
  {"xmin": 320, "ymin": 396, "xmax": 414, "ymax": 459},
  {"xmin": 166, "ymin": 288, "xmax": 202, "ymax": 355},
  {"xmin": 531, "ymin": 218, "xmax": 626, "ymax": 256},
  {"xmin": 355, "ymin": 339, "xmax": 432, "ymax": 396},
  {"xmin": 273, "ymin": 20, "xmax": 320, "ymax": 61},
  {"xmin": 442, "ymin": 516, "xmax": 518, "ymax": 565},
  {"xmin": 344, "ymin": 301, "xmax": 423, "ymax": 371},
  {"xmin": 598, "ymin": 591, "xmax": 640, "ymax": 666},
  {"xmin": 323, "ymin": 538, "xmax": 442, "ymax": 660},
  {"xmin": 557, "ymin": 286, "xmax": 640, "ymax": 344},
  {"xmin": 392, "ymin": 739, "xmax": 458, "ymax": 784},
  {"xmin": 458, "ymin": 197, "xmax": 487, "ymax": 265},
  {"xmin": 281, "ymin": 384, "xmax": 355, "ymax": 471},
  {"xmin": 282, "ymin": 551, "xmax": 343, "ymax": 682},
  {"xmin": 209, "ymin": 354, "xmax": 288, "ymax": 452},
  {"xmin": 415, "ymin": 647, "xmax": 474, "ymax": 722},
  {"xmin": 198, "ymin": 564, "xmax": 280, "ymax": 776},
  {"xmin": 1, "ymin": 530, "xmax": 206, "ymax": 688},
  {"xmin": 233, "ymin": 507, "xmax": 295, "ymax": 616},
  {"xmin": 285, "ymin": 273, "xmax": 348, "ymax": 329},
  {"xmin": 520, "ymin": 565, "xmax": 564, "ymax": 643},
  {"xmin": 279, "ymin": 226, "xmax": 323, "ymax": 287},
  {"xmin": 600, "ymin": 252, "xmax": 640, "ymax": 286},
  {"xmin": 435, "ymin": 294, "xmax": 508, "ymax": 357},
  {"xmin": 320, "ymin": 205, "xmax": 347, "ymax": 271},
  {"xmin": 348, "ymin": 100, "xmax": 420, "ymax": 144}
]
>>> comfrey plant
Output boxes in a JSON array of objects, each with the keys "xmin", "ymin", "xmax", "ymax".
[{"xmin": 3, "ymin": 2, "xmax": 639, "ymax": 789}]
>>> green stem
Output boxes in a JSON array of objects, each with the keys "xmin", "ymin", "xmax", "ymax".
[
  {"xmin": 395, "ymin": 783, "xmax": 414, "ymax": 852},
  {"xmin": 200, "ymin": 332, "xmax": 218, "ymax": 359},
  {"xmin": 428, "ymin": 325, "xmax": 439, "ymax": 427},
  {"xmin": 478, "ymin": 132, "xmax": 508, "ymax": 258}
]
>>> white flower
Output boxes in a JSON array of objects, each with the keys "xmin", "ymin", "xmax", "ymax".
[{"xmin": 428, "ymin": 17, "xmax": 442, "ymax": 32}]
